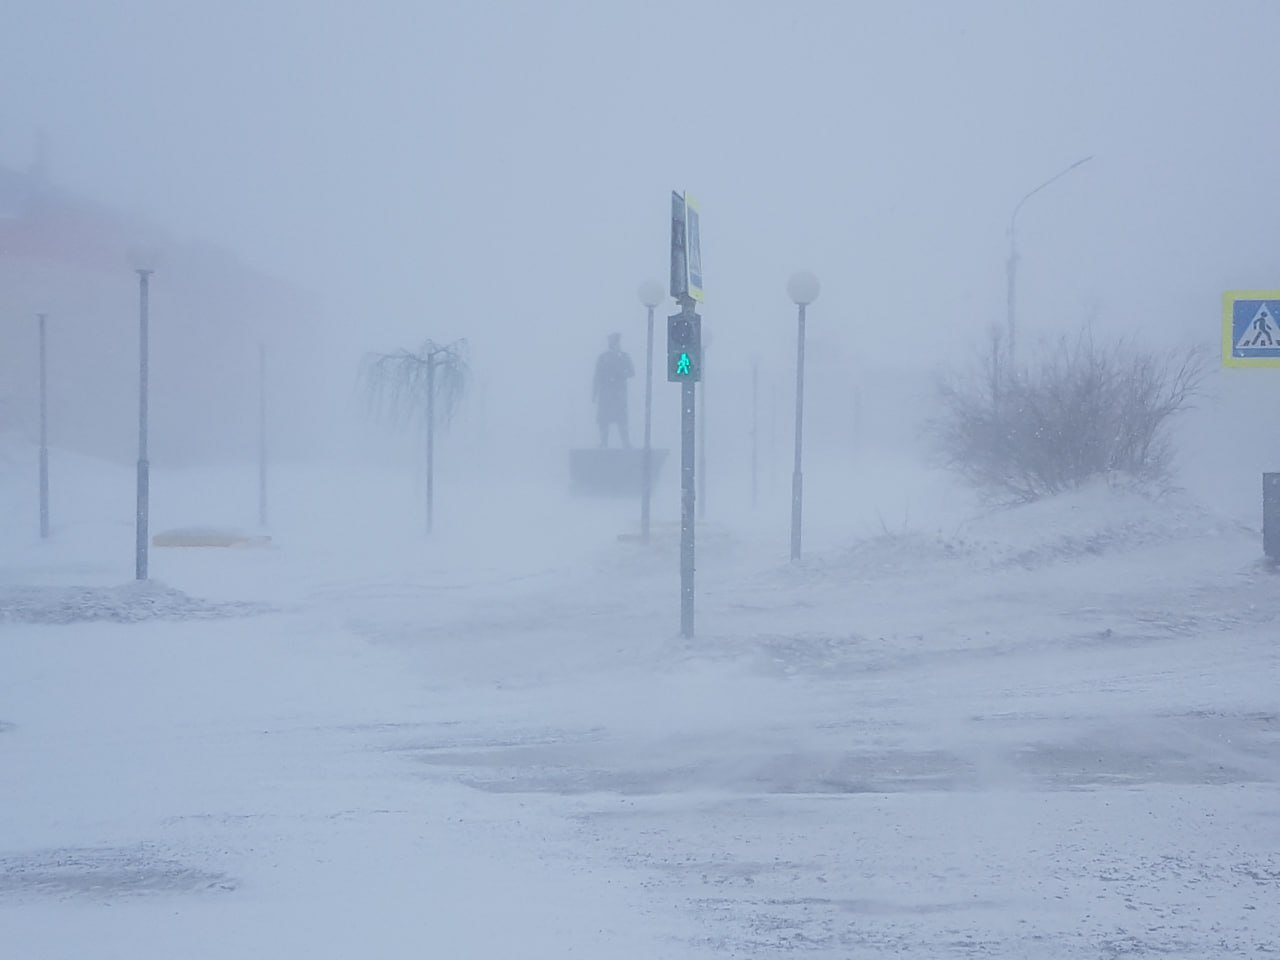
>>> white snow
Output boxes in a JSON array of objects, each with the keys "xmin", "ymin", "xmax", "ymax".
[{"xmin": 1, "ymin": 439, "xmax": 1278, "ymax": 958}]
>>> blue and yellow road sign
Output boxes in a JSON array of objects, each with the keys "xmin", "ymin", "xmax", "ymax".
[{"xmin": 1224, "ymin": 291, "xmax": 1280, "ymax": 367}]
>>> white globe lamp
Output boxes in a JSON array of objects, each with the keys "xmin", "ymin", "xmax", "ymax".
[{"xmin": 787, "ymin": 270, "xmax": 821, "ymax": 306}]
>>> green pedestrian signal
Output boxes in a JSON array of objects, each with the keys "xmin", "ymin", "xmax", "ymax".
[{"xmin": 667, "ymin": 312, "xmax": 702, "ymax": 382}]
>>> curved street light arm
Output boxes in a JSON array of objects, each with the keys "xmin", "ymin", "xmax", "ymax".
[
  {"xmin": 1009, "ymin": 155, "xmax": 1094, "ymax": 241},
  {"xmin": 1004, "ymin": 154, "xmax": 1093, "ymax": 366}
]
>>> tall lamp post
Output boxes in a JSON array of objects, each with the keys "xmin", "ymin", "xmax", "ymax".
[
  {"xmin": 37, "ymin": 313, "xmax": 49, "ymax": 539},
  {"xmin": 1006, "ymin": 155, "xmax": 1092, "ymax": 365},
  {"xmin": 135, "ymin": 268, "xmax": 153, "ymax": 580},
  {"xmin": 638, "ymin": 279, "xmax": 664, "ymax": 543},
  {"xmin": 257, "ymin": 340, "xmax": 268, "ymax": 529},
  {"xmin": 787, "ymin": 271, "xmax": 820, "ymax": 562},
  {"xmin": 750, "ymin": 358, "xmax": 759, "ymax": 508}
]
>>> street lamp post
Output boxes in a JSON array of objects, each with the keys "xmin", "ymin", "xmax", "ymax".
[
  {"xmin": 426, "ymin": 350, "xmax": 437, "ymax": 535},
  {"xmin": 787, "ymin": 271, "xmax": 820, "ymax": 562},
  {"xmin": 258, "ymin": 340, "xmax": 268, "ymax": 529},
  {"xmin": 37, "ymin": 313, "xmax": 49, "ymax": 539},
  {"xmin": 1006, "ymin": 155, "xmax": 1093, "ymax": 365},
  {"xmin": 751, "ymin": 358, "xmax": 759, "ymax": 509},
  {"xmin": 135, "ymin": 268, "xmax": 153, "ymax": 580},
  {"xmin": 638, "ymin": 279, "xmax": 664, "ymax": 543}
]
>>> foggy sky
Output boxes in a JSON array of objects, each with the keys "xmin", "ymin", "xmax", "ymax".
[{"xmin": 3, "ymin": 0, "xmax": 1278, "ymax": 471}]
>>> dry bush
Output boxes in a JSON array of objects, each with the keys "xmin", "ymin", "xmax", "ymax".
[{"xmin": 932, "ymin": 327, "xmax": 1206, "ymax": 503}]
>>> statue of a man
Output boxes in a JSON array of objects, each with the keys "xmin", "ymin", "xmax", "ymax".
[{"xmin": 592, "ymin": 332, "xmax": 634, "ymax": 448}]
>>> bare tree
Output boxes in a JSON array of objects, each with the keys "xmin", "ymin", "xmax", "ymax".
[{"xmin": 362, "ymin": 339, "xmax": 469, "ymax": 534}]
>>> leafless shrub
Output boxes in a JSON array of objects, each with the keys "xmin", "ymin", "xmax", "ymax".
[{"xmin": 931, "ymin": 326, "xmax": 1206, "ymax": 503}]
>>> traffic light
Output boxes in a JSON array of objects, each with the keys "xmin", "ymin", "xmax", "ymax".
[{"xmin": 667, "ymin": 312, "xmax": 702, "ymax": 382}]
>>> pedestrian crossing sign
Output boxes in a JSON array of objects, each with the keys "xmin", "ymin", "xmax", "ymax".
[{"xmin": 1223, "ymin": 291, "xmax": 1280, "ymax": 367}]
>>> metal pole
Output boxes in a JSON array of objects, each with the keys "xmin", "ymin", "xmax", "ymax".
[
  {"xmin": 641, "ymin": 305, "xmax": 655, "ymax": 542},
  {"xmin": 38, "ymin": 313, "xmax": 49, "ymax": 539},
  {"xmin": 257, "ymin": 341, "xmax": 267, "ymax": 528},
  {"xmin": 790, "ymin": 303, "xmax": 806, "ymax": 561},
  {"xmin": 1005, "ymin": 154, "xmax": 1092, "ymax": 368},
  {"xmin": 769, "ymin": 376, "xmax": 777, "ymax": 495},
  {"xmin": 680, "ymin": 376, "xmax": 696, "ymax": 637},
  {"xmin": 135, "ymin": 269, "xmax": 152, "ymax": 580},
  {"xmin": 751, "ymin": 359, "xmax": 758, "ymax": 509},
  {"xmin": 697, "ymin": 340, "xmax": 706, "ymax": 520},
  {"xmin": 426, "ymin": 352, "xmax": 436, "ymax": 535},
  {"xmin": 990, "ymin": 320, "xmax": 1003, "ymax": 405},
  {"xmin": 1005, "ymin": 236, "xmax": 1018, "ymax": 368},
  {"xmin": 1265, "ymin": 472, "xmax": 1280, "ymax": 561}
]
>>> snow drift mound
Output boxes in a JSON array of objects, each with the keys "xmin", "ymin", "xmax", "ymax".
[
  {"xmin": 834, "ymin": 478, "xmax": 1251, "ymax": 577},
  {"xmin": 0, "ymin": 581, "xmax": 270, "ymax": 625},
  {"xmin": 960, "ymin": 478, "xmax": 1250, "ymax": 568}
]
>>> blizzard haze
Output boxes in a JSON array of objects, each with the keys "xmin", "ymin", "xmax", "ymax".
[
  {"xmin": 2, "ymin": 3, "xmax": 1279, "ymax": 959},
  {"xmin": 2, "ymin": 0, "xmax": 1278, "ymax": 482}
]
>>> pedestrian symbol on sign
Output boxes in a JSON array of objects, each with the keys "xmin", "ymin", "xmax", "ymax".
[
  {"xmin": 1238, "ymin": 304, "xmax": 1280, "ymax": 349},
  {"xmin": 666, "ymin": 313, "xmax": 701, "ymax": 382}
]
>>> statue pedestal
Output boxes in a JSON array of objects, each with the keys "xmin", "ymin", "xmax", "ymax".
[{"xmin": 569, "ymin": 447, "xmax": 668, "ymax": 497}]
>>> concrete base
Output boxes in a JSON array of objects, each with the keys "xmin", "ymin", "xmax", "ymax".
[{"xmin": 570, "ymin": 447, "xmax": 668, "ymax": 497}]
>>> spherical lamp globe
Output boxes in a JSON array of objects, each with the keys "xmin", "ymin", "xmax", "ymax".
[
  {"xmin": 787, "ymin": 271, "xmax": 821, "ymax": 306},
  {"xmin": 637, "ymin": 279, "xmax": 665, "ymax": 309}
]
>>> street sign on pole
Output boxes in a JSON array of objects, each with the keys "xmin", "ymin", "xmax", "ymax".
[
  {"xmin": 669, "ymin": 191, "xmax": 704, "ymax": 304},
  {"xmin": 1223, "ymin": 291, "xmax": 1280, "ymax": 367},
  {"xmin": 670, "ymin": 191, "xmax": 688, "ymax": 300},
  {"xmin": 685, "ymin": 194, "xmax": 704, "ymax": 302}
]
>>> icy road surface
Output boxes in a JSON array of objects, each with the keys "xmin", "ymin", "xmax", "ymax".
[{"xmin": 2, "ymin": 456, "xmax": 1278, "ymax": 958}]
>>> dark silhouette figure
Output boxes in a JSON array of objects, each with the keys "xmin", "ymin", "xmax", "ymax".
[
  {"xmin": 592, "ymin": 333, "xmax": 634, "ymax": 448},
  {"xmin": 1250, "ymin": 312, "xmax": 1275, "ymax": 347}
]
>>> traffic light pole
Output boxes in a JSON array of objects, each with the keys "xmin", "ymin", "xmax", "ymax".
[
  {"xmin": 668, "ymin": 189, "xmax": 701, "ymax": 638},
  {"xmin": 680, "ymin": 376, "xmax": 696, "ymax": 638},
  {"xmin": 668, "ymin": 297, "xmax": 700, "ymax": 638},
  {"xmin": 697, "ymin": 341, "xmax": 706, "ymax": 521}
]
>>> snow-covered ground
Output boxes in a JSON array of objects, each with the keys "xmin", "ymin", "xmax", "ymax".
[{"xmin": 1, "ymin": 440, "xmax": 1278, "ymax": 958}]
